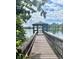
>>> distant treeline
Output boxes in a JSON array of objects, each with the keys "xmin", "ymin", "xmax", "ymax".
[
  {"xmin": 49, "ymin": 23, "xmax": 63, "ymax": 33},
  {"xmin": 24, "ymin": 23, "xmax": 63, "ymax": 32}
]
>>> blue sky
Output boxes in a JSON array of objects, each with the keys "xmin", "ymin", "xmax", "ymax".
[{"xmin": 23, "ymin": 0, "xmax": 63, "ymax": 27}]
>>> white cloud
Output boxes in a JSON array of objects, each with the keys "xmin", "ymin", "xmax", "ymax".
[
  {"xmin": 24, "ymin": 0, "xmax": 63, "ymax": 27},
  {"xmin": 41, "ymin": 0, "xmax": 63, "ymax": 21},
  {"xmin": 50, "ymin": 0, "xmax": 63, "ymax": 5},
  {"xmin": 24, "ymin": 12, "xmax": 45, "ymax": 27}
]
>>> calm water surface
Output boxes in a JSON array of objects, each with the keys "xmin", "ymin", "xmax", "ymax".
[{"xmin": 25, "ymin": 29, "xmax": 63, "ymax": 38}]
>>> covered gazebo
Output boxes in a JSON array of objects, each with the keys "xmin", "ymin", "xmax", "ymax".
[{"xmin": 32, "ymin": 21, "xmax": 48, "ymax": 34}]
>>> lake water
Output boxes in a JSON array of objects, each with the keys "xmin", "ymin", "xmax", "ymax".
[
  {"xmin": 24, "ymin": 29, "xmax": 63, "ymax": 38},
  {"xmin": 48, "ymin": 31, "xmax": 63, "ymax": 38}
]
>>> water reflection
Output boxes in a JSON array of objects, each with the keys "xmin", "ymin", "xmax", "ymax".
[
  {"xmin": 49, "ymin": 31, "xmax": 63, "ymax": 38},
  {"xmin": 25, "ymin": 29, "xmax": 63, "ymax": 38},
  {"xmin": 24, "ymin": 29, "xmax": 33, "ymax": 38}
]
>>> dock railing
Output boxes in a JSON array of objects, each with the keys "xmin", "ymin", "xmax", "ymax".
[
  {"xmin": 43, "ymin": 31, "xmax": 63, "ymax": 59},
  {"xmin": 18, "ymin": 32, "xmax": 37, "ymax": 57}
]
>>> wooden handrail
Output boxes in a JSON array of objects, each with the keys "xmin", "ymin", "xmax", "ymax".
[
  {"xmin": 43, "ymin": 31, "xmax": 63, "ymax": 59},
  {"xmin": 18, "ymin": 32, "xmax": 37, "ymax": 57}
]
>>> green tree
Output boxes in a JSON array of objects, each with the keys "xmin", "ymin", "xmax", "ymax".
[{"xmin": 16, "ymin": 0, "xmax": 36, "ymax": 59}]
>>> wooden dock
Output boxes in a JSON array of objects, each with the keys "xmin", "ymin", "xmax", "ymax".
[{"xmin": 30, "ymin": 33, "xmax": 58, "ymax": 59}]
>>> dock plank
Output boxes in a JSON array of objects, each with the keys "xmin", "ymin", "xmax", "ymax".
[{"xmin": 30, "ymin": 33, "xmax": 58, "ymax": 59}]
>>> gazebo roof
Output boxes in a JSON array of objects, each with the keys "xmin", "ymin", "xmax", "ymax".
[{"xmin": 32, "ymin": 21, "xmax": 48, "ymax": 25}]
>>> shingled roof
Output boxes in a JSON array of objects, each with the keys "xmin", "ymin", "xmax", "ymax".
[{"xmin": 32, "ymin": 21, "xmax": 48, "ymax": 25}]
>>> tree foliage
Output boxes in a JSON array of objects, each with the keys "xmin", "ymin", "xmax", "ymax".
[
  {"xmin": 16, "ymin": 0, "xmax": 35, "ymax": 47},
  {"xmin": 16, "ymin": 0, "xmax": 36, "ymax": 59}
]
